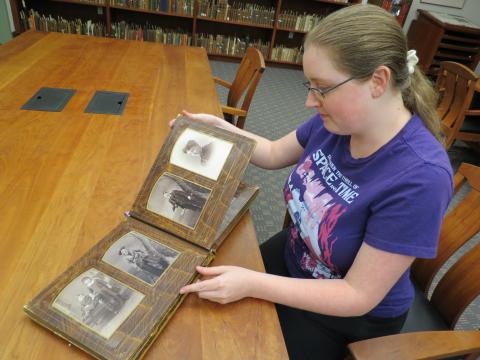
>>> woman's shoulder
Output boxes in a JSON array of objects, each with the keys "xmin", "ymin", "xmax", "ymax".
[
  {"xmin": 381, "ymin": 117, "xmax": 454, "ymax": 205},
  {"xmin": 400, "ymin": 114, "xmax": 452, "ymax": 177}
]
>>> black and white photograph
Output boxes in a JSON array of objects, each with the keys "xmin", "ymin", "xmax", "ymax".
[
  {"xmin": 52, "ymin": 268, "xmax": 144, "ymax": 339},
  {"xmin": 102, "ymin": 231, "xmax": 179, "ymax": 285},
  {"xmin": 147, "ymin": 172, "xmax": 211, "ymax": 228},
  {"xmin": 170, "ymin": 128, "xmax": 233, "ymax": 181}
]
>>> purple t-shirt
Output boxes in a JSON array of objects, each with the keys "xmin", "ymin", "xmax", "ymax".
[{"xmin": 283, "ymin": 113, "xmax": 453, "ymax": 317}]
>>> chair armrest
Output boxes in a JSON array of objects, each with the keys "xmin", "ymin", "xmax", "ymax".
[
  {"xmin": 213, "ymin": 76, "xmax": 232, "ymax": 89},
  {"xmin": 347, "ymin": 331, "xmax": 480, "ymax": 360},
  {"xmin": 465, "ymin": 110, "xmax": 480, "ymax": 116},
  {"xmin": 221, "ymin": 105, "xmax": 247, "ymax": 117}
]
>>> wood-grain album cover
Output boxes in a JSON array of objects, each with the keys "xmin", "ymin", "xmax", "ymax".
[{"xmin": 24, "ymin": 117, "xmax": 258, "ymax": 360}]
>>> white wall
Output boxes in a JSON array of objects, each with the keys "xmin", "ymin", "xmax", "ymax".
[
  {"xmin": 0, "ymin": 0, "xmax": 14, "ymax": 44},
  {"xmin": 403, "ymin": 0, "xmax": 480, "ymax": 31},
  {"xmin": 402, "ymin": 0, "xmax": 480, "ymax": 72}
]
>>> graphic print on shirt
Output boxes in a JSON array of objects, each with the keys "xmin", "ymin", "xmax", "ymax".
[{"xmin": 285, "ymin": 148, "xmax": 360, "ymax": 279}]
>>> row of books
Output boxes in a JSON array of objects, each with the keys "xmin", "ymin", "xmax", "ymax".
[
  {"xmin": 74, "ymin": 0, "xmax": 106, "ymax": 4},
  {"xmin": 111, "ymin": 0, "xmax": 194, "ymax": 16},
  {"xmin": 20, "ymin": 10, "xmax": 106, "ymax": 36},
  {"xmin": 111, "ymin": 21, "xmax": 192, "ymax": 45},
  {"xmin": 197, "ymin": 0, "xmax": 275, "ymax": 26},
  {"xmin": 271, "ymin": 45, "xmax": 303, "ymax": 64},
  {"xmin": 277, "ymin": 11, "xmax": 325, "ymax": 32},
  {"xmin": 195, "ymin": 33, "xmax": 269, "ymax": 58},
  {"xmin": 21, "ymin": 8, "xmax": 302, "ymax": 63},
  {"xmin": 23, "ymin": 0, "xmax": 342, "ymax": 31},
  {"xmin": 21, "ymin": 9, "xmax": 191, "ymax": 45}
]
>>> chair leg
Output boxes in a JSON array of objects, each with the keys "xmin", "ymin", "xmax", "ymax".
[
  {"xmin": 465, "ymin": 141, "xmax": 480, "ymax": 154},
  {"xmin": 236, "ymin": 116, "xmax": 245, "ymax": 129},
  {"xmin": 465, "ymin": 351, "xmax": 480, "ymax": 360}
]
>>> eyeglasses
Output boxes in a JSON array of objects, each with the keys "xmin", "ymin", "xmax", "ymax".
[{"xmin": 303, "ymin": 77, "xmax": 355, "ymax": 99}]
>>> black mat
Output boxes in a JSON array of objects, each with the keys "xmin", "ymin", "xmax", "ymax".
[
  {"xmin": 21, "ymin": 87, "xmax": 76, "ymax": 112},
  {"xmin": 84, "ymin": 91, "xmax": 128, "ymax": 115}
]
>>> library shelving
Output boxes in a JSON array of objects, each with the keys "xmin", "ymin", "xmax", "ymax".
[
  {"xmin": 10, "ymin": 0, "xmax": 381, "ymax": 67},
  {"xmin": 407, "ymin": 10, "xmax": 480, "ymax": 79}
]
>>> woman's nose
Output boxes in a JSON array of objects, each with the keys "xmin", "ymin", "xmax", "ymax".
[{"xmin": 305, "ymin": 90, "xmax": 322, "ymax": 108}]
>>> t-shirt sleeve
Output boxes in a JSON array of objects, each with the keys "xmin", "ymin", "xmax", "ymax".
[
  {"xmin": 364, "ymin": 164, "xmax": 453, "ymax": 259},
  {"xmin": 296, "ymin": 114, "xmax": 321, "ymax": 148}
]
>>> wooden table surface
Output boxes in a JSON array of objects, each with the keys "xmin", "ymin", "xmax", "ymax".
[{"xmin": 0, "ymin": 31, "xmax": 287, "ymax": 359}]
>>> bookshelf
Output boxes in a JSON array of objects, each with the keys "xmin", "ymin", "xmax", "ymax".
[
  {"xmin": 11, "ymin": 0, "xmax": 367, "ymax": 67},
  {"xmin": 407, "ymin": 10, "xmax": 480, "ymax": 79}
]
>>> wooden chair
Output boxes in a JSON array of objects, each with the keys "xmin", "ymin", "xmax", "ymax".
[
  {"xmin": 347, "ymin": 162, "xmax": 480, "ymax": 360},
  {"xmin": 213, "ymin": 47, "xmax": 265, "ymax": 129},
  {"xmin": 436, "ymin": 61, "xmax": 480, "ymax": 149}
]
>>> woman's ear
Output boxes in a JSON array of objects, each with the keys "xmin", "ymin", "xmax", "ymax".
[{"xmin": 370, "ymin": 66, "xmax": 391, "ymax": 98}]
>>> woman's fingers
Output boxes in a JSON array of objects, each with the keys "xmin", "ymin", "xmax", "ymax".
[
  {"xmin": 169, "ymin": 109, "xmax": 224, "ymax": 129},
  {"xmin": 181, "ymin": 109, "xmax": 194, "ymax": 118},
  {"xmin": 179, "ymin": 265, "xmax": 251, "ymax": 304},
  {"xmin": 179, "ymin": 267, "xmax": 229, "ymax": 294},
  {"xmin": 179, "ymin": 277, "xmax": 219, "ymax": 294},
  {"xmin": 196, "ymin": 265, "xmax": 228, "ymax": 276},
  {"xmin": 168, "ymin": 112, "xmax": 184, "ymax": 128}
]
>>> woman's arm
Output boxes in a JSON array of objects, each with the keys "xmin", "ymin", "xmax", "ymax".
[
  {"xmin": 179, "ymin": 243, "xmax": 414, "ymax": 317},
  {"xmin": 171, "ymin": 110, "xmax": 304, "ymax": 170}
]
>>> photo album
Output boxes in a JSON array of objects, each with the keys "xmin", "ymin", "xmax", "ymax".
[{"xmin": 24, "ymin": 117, "xmax": 258, "ymax": 360}]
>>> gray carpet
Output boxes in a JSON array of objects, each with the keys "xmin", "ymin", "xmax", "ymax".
[
  {"xmin": 210, "ymin": 60, "xmax": 315, "ymax": 244},
  {"xmin": 208, "ymin": 59, "xmax": 479, "ymax": 331}
]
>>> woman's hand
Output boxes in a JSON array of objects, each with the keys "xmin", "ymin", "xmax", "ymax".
[
  {"xmin": 169, "ymin": 110, "xmax": 225, "ymax": 128},
  {"xmin": 179, "ymin": 265, "xmax": 256, "ymax": 304}
]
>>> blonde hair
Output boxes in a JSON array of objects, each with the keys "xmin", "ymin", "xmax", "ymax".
[{"xmin": 305, "ymin": 4, "xmax": 443, "ymax": 143}]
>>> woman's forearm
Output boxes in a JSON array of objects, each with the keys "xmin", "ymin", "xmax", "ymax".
[
  {"xmin": 215, "ymin": 119, "xmax": 303, "ymax": 170},
  {"xmin": 178, "ymin": 111, "xmax": 303, "ymax": 169},
  {"xmin": 249, "ymin": 271, "xmax": 373, "ymax": 317},
  {"xmin": 213, "ymin": 118, "xmax": 284, "ymax": 169}
]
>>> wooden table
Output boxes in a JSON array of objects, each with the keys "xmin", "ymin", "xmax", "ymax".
[{"xmin": 0, "ymin": 32, "xmax": 287, "ymax": 360}]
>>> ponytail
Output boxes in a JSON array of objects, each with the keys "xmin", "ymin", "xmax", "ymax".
[{"xmin": 402, "ymin": 68, "xmax": 444, "ymax": 144}]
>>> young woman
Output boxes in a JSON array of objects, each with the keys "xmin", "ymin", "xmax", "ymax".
[{"xmin": 174, "ymin": 5, "xmax": 453, "ymax": 359}]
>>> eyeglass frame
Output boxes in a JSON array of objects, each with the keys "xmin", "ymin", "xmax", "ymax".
[{"xmin": 303, "ymin": 76, "xmax": 356, "ymax": 99}]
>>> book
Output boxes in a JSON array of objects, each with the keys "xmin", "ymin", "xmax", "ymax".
[{"xmin": 24, "ymin": 117, "xmax": 258, "ymax": 360}]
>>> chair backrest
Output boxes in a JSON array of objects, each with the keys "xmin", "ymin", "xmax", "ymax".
[
  {"xmin": 436, "ymin": 61, "xmax": 478, "ymax": 149},
  {"xmin": 226, "ymin": 47, "xmax": 265, "ymax": 129},
  {"xmin": 411, "ymin": 162, "xmax": 480, "ymax": 328}
]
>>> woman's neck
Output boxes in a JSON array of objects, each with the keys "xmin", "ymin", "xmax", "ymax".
[{"xmin": 349, "ymin": 95, "xmax": 412, "ymax": 159}]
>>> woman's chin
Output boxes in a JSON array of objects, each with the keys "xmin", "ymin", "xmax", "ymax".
[{"xmin": 322, "ymin": 119, "xmax": 348, "ymax": 136}]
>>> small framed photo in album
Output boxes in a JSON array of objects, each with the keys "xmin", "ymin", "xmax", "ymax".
[
  {"xmin": 52, "ymin": 268, "xmax": 145, "ymax": 339},
  {"xmin": 102, "ymin": 231, "xmax": 179, "ymax": 286},
  {"xmin": 146, "ymin": 172, "xmax": 211, "ymax": 229},
  {"xmin": 170, "ymin": 127, "xmax": 233, "ymax": 181}
]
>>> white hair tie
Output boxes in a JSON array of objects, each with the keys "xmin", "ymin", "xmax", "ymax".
[{"xmin": 406, "ymin": 49, "xmax": 418, "ymax": 75}]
